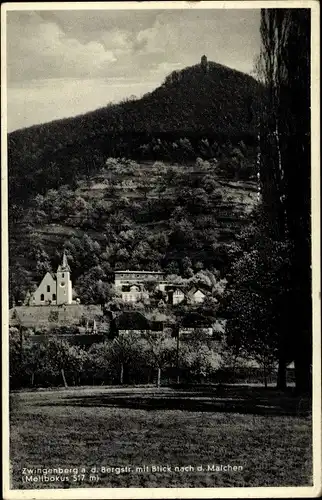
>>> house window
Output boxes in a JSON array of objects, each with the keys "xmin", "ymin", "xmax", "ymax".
[
  {"xmin": 47, "ymin": 285, "xmax": 50, "ymax": 292},
  {"xmin": 40, "ymin": 294, "xmax": 44, "ymax": 301},
  {"xmin": 52, "ymin": 294, "xmax": 56, "ymax": 301}
]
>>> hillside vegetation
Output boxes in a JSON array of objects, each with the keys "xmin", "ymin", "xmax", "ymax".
[
  {"xmin": 8, "ymin": 60, "xmax": 260, "ymax": 208},
  {"xmin": 8, "ymin": 60, "xmax": 260, "ymax": 306},
  {"xmin": 10, "ymin": 156, "xmax": 258, "ymax": 306}
]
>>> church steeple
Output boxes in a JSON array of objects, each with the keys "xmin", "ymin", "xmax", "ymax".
[
  {"xmin": 57, "ymin": 251, "xmax": 71, "ymax": 273},
  {"xmin": 56, "ymin": 251, "xmax": 73, "ymax": 305}
]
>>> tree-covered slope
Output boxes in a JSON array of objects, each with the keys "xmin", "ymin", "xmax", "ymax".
[
  {"xmin": 9, "ymin": 157, "xmax": 258, "ymax": 307},
  {"xmin": 8, "ymin": 60, "xmax": 261, "ymax": 209},
  {"xmin": 8, "ymin": 60, "xmax": 261, "ymax": 307}
]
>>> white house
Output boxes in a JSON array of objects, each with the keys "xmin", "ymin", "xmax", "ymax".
[
  {"xmin": 121, "ymin": 284, "xmax": 149, "ymax": 303},
  {"xmin": 188, "ymin": 288, "xmax": 206, "ymax": 304},
  {"xmin": 28, "ymin": 252, "xmax": 73, "ymax": 306},
  {"xmin": 115, "ymin": 270, "xmax": 164, "ymax": 304},
  {"xmin": 114, "ymin": 270, "xmax": 208, "ymax": 306},
  {"xmin": 156, "ymin": 281, "xmax": 168, "ymax": 292},
  {"xmin": 172, "ymin": 288, "xmax": 185, "ymax": 305},
  {"xmin": 179, "ymin": 327, "xmax": 213, "ymax": 338},
  {"xmin": 163, "ymin": 285, "xmax": 185, "ymax": 305}
]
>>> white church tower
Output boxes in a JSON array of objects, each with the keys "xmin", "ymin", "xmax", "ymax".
[{"xmin": 56, "ymin": 251, "xmax": 73, "ymax": 305}]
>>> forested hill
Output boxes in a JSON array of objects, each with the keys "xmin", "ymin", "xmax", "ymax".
[
  {"xmin": 10, "ymin": 158, "xmax": 259, "ymax": 307},
  {"xmin": 8, "ymin": 59, "xmax": 261, "ymax": 210},
  {"xmin": 8, "ymin": 59, "xmax": 261, "ymax": 306}
]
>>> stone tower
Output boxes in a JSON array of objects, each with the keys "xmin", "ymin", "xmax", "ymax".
[
  {"xmin": 56, "ymin": 251, "xmax": 73, "ymax": 305},
  {"xmin": 201, "ymin": 54, "xmax": 208, "ymax": 72}
]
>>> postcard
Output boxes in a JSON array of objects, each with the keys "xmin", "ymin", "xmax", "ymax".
[{"xmin": 1, "ymin": 1, "xmax": 321, "ymax": 498}]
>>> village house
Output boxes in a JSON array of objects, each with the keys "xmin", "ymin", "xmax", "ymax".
[
  {"xmin": 114, "ymin": 270, "xmax": 165, "ymax": 289},
  {"xmin": 115, "ymin": 270, "xmax": 165, "ymax": 304},
  {"xmin": 120, "ymin": 284, "xmax": 149, "ymax": 304},
  {"xmin": 26, "ymin": 252, "xmax": 74, "ymax": 306},
  {"xmin": 179, "ymin": 327, "xmax": 213, "ymax": 338},
  {"xmin": 156, "ymin": 281, "xmax": 169, "ymax": 292},
  {"xmin": 115, "ymin": 311, "xmax": 163, "ymax": 336},
  {"xmin": 164, "ymin": 285, "xmax": 208, "ymax": 306},
  {"xmin": 114, "ymin": 270, "xmax": 209, "ymax": 306},
  {"xmin": 164, "ymin": 285, "xmax": 185, "ymax": 305},
  {"xmin": 187, "ymin": 287, "xmax": 207, "ymax": 304},
  {"xmin": 178, "ymin": 310, "xmax": 214, "ymax": 337}
]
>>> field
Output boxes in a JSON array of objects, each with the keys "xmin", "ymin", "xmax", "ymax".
[{"xmin": 9, "ymin": 385, "xmax": 312, "ymax": 489}]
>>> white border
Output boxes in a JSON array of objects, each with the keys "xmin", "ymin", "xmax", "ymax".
[{"xmin": 1, "ymin": 1, "xmax": 321, "ymax": 499}]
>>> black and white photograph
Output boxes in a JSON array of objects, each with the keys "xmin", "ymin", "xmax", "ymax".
[{"xmin": 1, "ymin": 1, "xmax": 321, "ymax": 498}]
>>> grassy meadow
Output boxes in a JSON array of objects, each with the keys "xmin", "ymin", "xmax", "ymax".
[{"xmin": 10, "ymin": 385, "xmax": 312, "ymax": 489}]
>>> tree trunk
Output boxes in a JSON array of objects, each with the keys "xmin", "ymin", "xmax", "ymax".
[
  {"xmin": 294, "ymin": 353, "xmax": 311, "ymax": 395},
  {"xmin": 263, "ymin": 365, "xmax": 268, "ymax": 389},
  {"xmin": 277, "ymin": 355, "xmax": 287, "ymax": 390},
  {"xmin": 176, "ymin": 327, "xmax": 180, "ymax": 384},
  {"xmin": 20, "ymin": 327, "xmax": 24, "ymax": 366},
  {"xmin": 120, "ymin": 363, "xmax": 124, "ymax": 385},
  {"xmin": 31, "ymin": 372, "xmax": 34, "ymax": 387},
  {"xmin": 157, "ymin": 367, "xmax": 161, "ymax": 388},
  {"xmin": 61, "ymin": 368, "xmax": 68, "ymax": 388}
]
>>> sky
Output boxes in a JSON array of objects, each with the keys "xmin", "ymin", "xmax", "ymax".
[{"xmin": 6, "ymin": 7, "xmax": 261, "ymax": 132}]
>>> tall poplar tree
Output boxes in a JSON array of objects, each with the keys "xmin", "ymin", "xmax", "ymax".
[{"xmin": 258, "ymin": 9, "xmax": 311, "ymax": 392}]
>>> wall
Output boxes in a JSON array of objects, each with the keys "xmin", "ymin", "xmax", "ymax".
[
  {"xmin": 192, "ymin": 291, "xmax": 205, "ymax": 303},
  {"xmin": 173, "ymin": 291, "xmax": 185, "ymax": 305},
  {"xmin": 31, "ymin": 273, "xmax": 57, "ymax": 306},
  {"xmin": 9, "ymin": 304, "xmax": 104, "ymax": 329}
]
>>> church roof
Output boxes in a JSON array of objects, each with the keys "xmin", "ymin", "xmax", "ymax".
[{"xmin": 46, "ymin": 272, "xmax": 56, "ymax": 281}]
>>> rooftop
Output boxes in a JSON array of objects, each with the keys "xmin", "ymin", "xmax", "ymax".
[
  {"xmin": 121, "ymin": 284, "xmax": 142, "ymax": 292},
  {"xmin": 115, "ymin": 311, "xmax": 150, "ymax": 330},
  {"xmin": 115, "ymin": 270, "xmax": 164, "ymax": 274},
  {"xmin": 164, "ymin": 285, "xmax": 185, "ymax": 292}
]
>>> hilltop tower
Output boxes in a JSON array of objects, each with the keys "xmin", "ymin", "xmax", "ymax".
[
  {"xmin": 56, "ymin": 251, "xmax": 73, "ymax": 305},
  {"xmin": 201, "ymin": 54, "xmax": 208, "ymax": 72}
]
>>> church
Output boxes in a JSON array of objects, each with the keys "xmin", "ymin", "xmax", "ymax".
[{"xmin": 27, "ymin": 252, "xmax": 73, "ymax": 306}]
